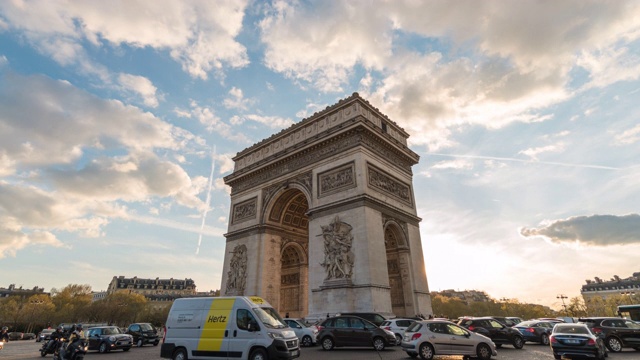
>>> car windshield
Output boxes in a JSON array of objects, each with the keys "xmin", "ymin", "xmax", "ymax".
[
  {"xmin": 253, "ymin": 307, "xmax": 286, "ymax": 329},
  {"xmin": 554, "ymin": 325, "xmax": 589, "ymax": 334},
  {"xmin": 140, "ymin": 324, "xmax": 154, "ymax": 331},
  {"xmin": 103, "ymin": 327, "xmax": 122, "ymax": 335}
]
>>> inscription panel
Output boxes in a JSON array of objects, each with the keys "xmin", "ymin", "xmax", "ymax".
[
  {"xmin": 318, "ymin": 161, "xmax": 356, "ymax": 198},
  {"xmin": 367, "ymin": 163, "xmax": 412, "ymax": 206}
]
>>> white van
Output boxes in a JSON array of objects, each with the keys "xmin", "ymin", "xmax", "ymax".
[{"xmin": 160, "ymin": 296, "xmax": 300, "ymax": 360}]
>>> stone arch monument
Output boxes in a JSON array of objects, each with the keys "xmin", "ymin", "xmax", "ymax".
[{"xmin": 221, "ymin": 93, "xmax": 432, "ymax": 319}]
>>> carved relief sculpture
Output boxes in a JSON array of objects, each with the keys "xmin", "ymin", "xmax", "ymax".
[
  {"xmin": 367, "ymin": 163, "xmax": 412, "ymax": 205},
  {"xmin": 319, "ymin": 216, "xmax": 355, "ymax": 281},
  {"xmin": 232, "ymin": 198, "xmax": 257, "ymax": 224},
  {"xmin": 226, "ymin": 244, "xmax": 248, "ymax": 295},
  {"xmin": 318, "ymin": 162, "xmax": 356, "ymax": 197}
]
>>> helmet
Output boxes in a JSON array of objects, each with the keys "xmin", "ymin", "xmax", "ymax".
[
  {"xmin": 76, "ymin": 324, "xmax": 83, "ymax": 331},
  {"xmin": 1, "ymin": 326, "xmax": 7, "ymax": 331},
  {"xmin": 57, "ymin": 325, "xmax": 64, "ymax": 331}
]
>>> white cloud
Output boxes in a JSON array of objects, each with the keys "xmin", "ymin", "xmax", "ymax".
[
  {"xmin": 518, "ymin": 144, "xmax": 565, "ymax": 161},
  {"xmin": 0, "ymin": 0, "xmax": 250, "ymax": 80},
  {"xmin": 118, "ymin": 73, "xmax": 160, "ymax": 108},
  {"xmin": 223, "ymin": 87, "xmax": 253, "ymax": 110},
  {"xmin": 615, "ymin": 124, "xmax": 640, "ymax": 145}
]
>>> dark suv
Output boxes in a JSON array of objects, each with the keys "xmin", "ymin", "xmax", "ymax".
[
  {"xmin": 338, "ymin": 312, "xmax": 389, "ymax": 326},
  {"xmin": 458, "ymin": 317, "xmax": 525, "ymax": 349},
  {"xmin": 126, "ymin": 323, "xmax": 159, "ymax": 347},
  {"xmin": 317, "ymin": 315, "xmax": 397, "ymax": 351},
  {"xmin": 579, "ymin": 317, "xmax": 640, "ymax": 352}
]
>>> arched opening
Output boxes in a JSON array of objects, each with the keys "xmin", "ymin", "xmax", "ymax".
[
  {"xmin": 385, "ymin": 224, "xmax": 407, "ymax": 317},
  {"xmin": 267, "ymin": 188, "xmax": 309, "ymax": 318}
]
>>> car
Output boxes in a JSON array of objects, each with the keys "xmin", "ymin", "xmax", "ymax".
[
  {"xmin": 457, "ymin": 317, "xmax": 525, "ymax": 349},
  {"xmin": 579, "ymin": 317, "xmax": 640, "ymax": 352},
  {"xmin": 380, "ymin": 318, "xmax": 416, "ymax": 345},
  {"xmin": 317, "ymin": 315, "xmax": 397, "ymax": 351},
  {"xmin": 489, "ymin": 316, "xmax": 519, "ymax": 327},
  {"xmin": 401, "ymin": 319, "xmax": 497, "ymax": 360},
  {"xmin": 507, "ymin": 317, "xmax": 523, "ymax": 325},
  {"xmin": 8, "ymin": 332, "xmax": 23, "ymax": 341},
  {"xmin": 126, "ymin": 323, "xmax": 159, "ymax": 347},
  {"xmin": 514, "ymin": 320, "xmax": 554, "ymax": 345},
  {"xmin": 37, "ymin": 329, "xmax": 55, "ymax": 342},
  {"xmin": 338, "ymin": 312, "xmax": 391, "ymax": 326},
  {"xmin": 550, "ymin": 323, "xmax": 607, "ymax": 360},
  {"xmin": 85, "ymin": 326, "xmax": 133, "ymax": 353},
  {"xmin": 284, "ymin": 318, "xmax": 318, "ymax": 347},
  {"xmin": 22, "ymin": 332, "xmax": 36, "ymax": 340}
]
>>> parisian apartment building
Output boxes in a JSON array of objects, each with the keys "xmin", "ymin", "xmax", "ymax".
[{"xmin": 581, "ymin": 271, "xmax": 640, "ymax": 301}]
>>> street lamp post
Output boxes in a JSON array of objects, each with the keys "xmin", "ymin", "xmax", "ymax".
[{"xmin": 557, "ymin": 294, "xmax": 568, "ymax": 316}]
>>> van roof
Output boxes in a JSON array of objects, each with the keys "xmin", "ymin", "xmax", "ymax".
[{"xmin": 172, "ymin": 296, "xmax": 273, "ymax": 308}]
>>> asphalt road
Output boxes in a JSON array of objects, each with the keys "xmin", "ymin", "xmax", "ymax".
[{"xmin": 3, "ymin": 340, "xmax": 640, "ymax": 360}]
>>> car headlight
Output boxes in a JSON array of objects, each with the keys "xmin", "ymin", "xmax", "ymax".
[{"xmin": 108, "ymin": 336, "xmax": 116, "ymax": 342}]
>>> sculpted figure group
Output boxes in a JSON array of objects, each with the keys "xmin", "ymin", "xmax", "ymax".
[{"xmin": 319, "ymin": 216, "xmax": 355, "ymax": 280}]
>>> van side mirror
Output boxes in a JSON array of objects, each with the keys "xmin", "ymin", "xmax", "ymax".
[{"xmin": 247, "ymin": 321, "xmax": 259, "ymax": 332}]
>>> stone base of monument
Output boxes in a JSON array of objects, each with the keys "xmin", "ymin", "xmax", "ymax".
[
  {"xmin": 319, "ymin": 278, "xmax": 353, "ymax": 289},
  {"xmin": 307, "ymin": 280, "xmax": 393, "ymax": 323}
]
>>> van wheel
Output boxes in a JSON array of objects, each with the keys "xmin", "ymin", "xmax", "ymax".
[
  {"xmin": 301, "ymin": 335, "xmax": 312, "ymax": 347},
  {"xmin": 321, "ymin": 336, "xmax": 334, "ymax": 350},
  {"xmin": 249, "ymin": 348, "xmax": 267, "ymax": 360},
  {"xmin": 173, "ymin": 348, "xmax": 188, "ymax": 360},
  {"xmin": 373, "ymin": 337, "xmax": 385, "ymax": 351}
]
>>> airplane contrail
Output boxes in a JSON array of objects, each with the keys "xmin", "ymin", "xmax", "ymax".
[
  {"xmin": 421, "ymin": 152, "xmax": 620, "ymax": 170},
  {"xmin": 196, "ymin": 145, "xmax": 216, "ymax": 255}
]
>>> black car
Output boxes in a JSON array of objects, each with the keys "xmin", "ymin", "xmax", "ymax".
[
  {"xmin": 550, "ymin": 323, "xmax": 607, "ymax": 360},
  {"xmin": 85, "ymin": 326, "xmax": 133, "ymax": 353},
  {"xmin": 514, "ymin": 320, "xmax": 554, "ymax": 345},
  {"xmin": 317, "ymin": 315, "xmax": 397, "ymax": 351},
  {"xmin": 490, "ymin": 316, "xmax": 519, "ymax": 327},
  {"xmin": 338, "ymin": 312, "xmax": 389, "ymax": 326},
  {"xmin": 457, "ymin": 317, "xmax": 525, "ymax": 349},
  {"xmin": 126, "ymin": 323, "xmax": 159, "ymax": 347},
  {"xmin": 579, "ymin": 317, "xmax": 640, "ymax": 352},
  {"xmin": 37, "ymin": 329, "xmax": 55, "ymax": 342}
]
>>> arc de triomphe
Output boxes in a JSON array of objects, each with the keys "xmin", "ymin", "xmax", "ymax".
[{"xmin": 221, "ymin": 93, "xmax": 432, "ymax": 319}]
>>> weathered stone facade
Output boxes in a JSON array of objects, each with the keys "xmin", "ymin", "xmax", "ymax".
[{"xmin": 222, "ymin": 93, "xmax": 432, "ymax": 319}]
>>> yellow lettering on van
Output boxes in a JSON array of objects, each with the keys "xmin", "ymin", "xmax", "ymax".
[
  {"xmin": 197, "ymin": 298, "xmax": 235, "ymax": 352},
  {"xmin": 249, "ymin": 296, "xmax": 265, "ymax": 305}
]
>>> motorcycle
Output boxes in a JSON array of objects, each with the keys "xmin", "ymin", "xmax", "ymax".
[
  {"xmin": 53, "ymin": 337, "xmax": 87, "ymax": 360},
  {"xmin": 40, "ymin": 337, "xmax": 60, "ymax": 357}
]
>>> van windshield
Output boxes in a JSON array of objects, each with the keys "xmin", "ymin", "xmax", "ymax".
[{"xmin": 253, "ymin": 307, "xmax": 286, "ymax": 329}]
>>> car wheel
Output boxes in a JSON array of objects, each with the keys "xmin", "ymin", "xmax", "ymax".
[
  {"xmin": 40, "ymin": 349, "xmax": 47, "ymax": 357},
  {"xmin": 373, "ymin": 336, "xmax": 385, "ymax": 351},
  {"xmin": 301, "ymin": 335, "xmax": 312, "ymax": 347},
  {"xmin": 99, "ymin": 342, "xmax": 109, "ymax": 353},
  {"xmin": 513, "ymin": 336, "xmax": 524, "ymax": 349},
  {"xmin": 541, "ymin": 334, "xmax": 549, "ymax": 345},
  {"xmin": 419, "ymin": 343, "xmax": 434, "ymax": 360},
  {"xmin": 137, "ymin": 338, "xmax": 143, "ymax": 347},
  {"xmin": 153, "ymin": 341, "xmax": 159, "ymax": 346},
  {"xmin": 477, "ymin": 343, "xmax": 492, "ymax": 360},
  {"xmin": 249, "ymin": 348, "xmax": 267, "ymax": 360},
  {"xmin": 321, "ymin": 336, "xmax": 334, "ymax": 350},
  {"xmin": 633, "ymin": 347, "xmax": 640, "ymax": 351},
  {"xmin": 395, "ymin": 334, "xmax": 402, "ymax": 345},
  {"xmin": 406, "ymin": 352, "xmax": 418, "ymax": 358},
  {"xmin": 553, "ymin": 353, "xmax": 561, "ymax": 360},
  {"xmin": 123, "ymin": 347, "xmax": 130, "ymax": 352},
  {"xmin": 173, "ymin": 348, "xmax": 188, "ymax": 360},
  {"xmin": 605, "ymin": 337, "xmax": 623, "ymax": 352}
]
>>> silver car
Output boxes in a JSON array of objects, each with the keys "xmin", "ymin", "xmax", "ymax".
[
  {"xmin": 284, "ymin": 318, "xmax": 318, "ymax": 347},
  {"xmin": 401, "ymin": 320, "xmax": 497, "ymax": 360}
]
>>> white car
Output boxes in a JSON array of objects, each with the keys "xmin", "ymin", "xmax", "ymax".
[
  {"xmin": 284, "ymin": 318, "xmax": 318, "ymax": 347},
  {"xmin": 402, "ymin": 320, "xmax": 497, "ymax": 360},
  {"xmin": 380, "ymin": 318, "xmax": 416, "ymax": 345}
]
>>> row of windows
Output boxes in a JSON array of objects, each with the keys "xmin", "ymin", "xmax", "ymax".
[{"xmin": 582, "ymin": 284, "xmax": 639, "ymax": 292}]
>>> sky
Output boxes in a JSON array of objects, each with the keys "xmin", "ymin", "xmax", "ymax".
[{"xmin": 1, "ymin": 0, "xmax": 639, "ymax": 310}]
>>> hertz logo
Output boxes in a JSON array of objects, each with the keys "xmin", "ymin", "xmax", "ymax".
[{"xmin": 207, "ymin": 315, "xmax": 227, "ymax": 323}]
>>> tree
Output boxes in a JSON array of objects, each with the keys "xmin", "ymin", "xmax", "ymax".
[{"xmin": 51, "ymin": 284, "xmax": 93, "ymax": 324}]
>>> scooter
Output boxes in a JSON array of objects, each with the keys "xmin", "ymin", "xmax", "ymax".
[
  {"xmin": 53, "ymin": 337, "xmax": 87, "ymax": 360},
  {"xmin": 40, "ymin": 337, "xmax": 60, "ymax": 357}
]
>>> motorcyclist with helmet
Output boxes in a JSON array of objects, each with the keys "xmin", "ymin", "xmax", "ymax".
[
  {"xmin": 58, "ymin": 324, "xmax": 85, "ymax": 360},
  {"xmin": 1, "ymin": 326, "xmax": 9, "ymax": 342},
  {"xmin": 44, "ymin": 325, "xmax": 65, "ymax": 354}
]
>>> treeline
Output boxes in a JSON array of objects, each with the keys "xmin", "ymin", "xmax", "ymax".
[
  {"xmin": 0, "ymin": 284, "xmax": 170, "ymax": 334},
  {"xmin": 431, "ymin": 292, "xmax": 638, "ymax": 320}
]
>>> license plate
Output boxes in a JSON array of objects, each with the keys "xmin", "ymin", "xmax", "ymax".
[
  {"xmin": 291, "ymin": 350, "xmax": 299, "ymax": 357},
  {"xmin": 565, "ymin": 339, "xmax": 579, "ymax": 344}
]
